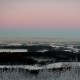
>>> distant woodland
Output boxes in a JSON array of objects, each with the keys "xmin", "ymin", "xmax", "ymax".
[{"xmin": 0, "ymin": 51, "xmax": 80, "ymax": 65}]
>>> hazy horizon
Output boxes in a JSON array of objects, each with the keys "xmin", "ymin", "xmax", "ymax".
[{"xmin": 0, "ymin": 37, "xmax": 80, "ymax": 43}]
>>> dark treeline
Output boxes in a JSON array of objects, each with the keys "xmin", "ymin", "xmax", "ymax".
[
  {"xmin": 0, "ymin": 53, "xmax": 38, "ymax": 65},
  {"xmin": 18, "ymin": 51, "xmax": 80, "ymax": 61},
  {"xmin": 0, "ymin": 45, "xmax": 53, "ymax": 51},
  {"xmin": 0, "ymin": 51, "xmax": 80, "ymax": 65}
]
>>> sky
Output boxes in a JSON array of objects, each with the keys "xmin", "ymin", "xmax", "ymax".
[{"xmin": 0, "ymin": 0, "xmax": 80, "ymax": 38}]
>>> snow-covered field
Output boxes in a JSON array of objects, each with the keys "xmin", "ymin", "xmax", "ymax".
[
  {"xmin": 0, "ymin": 65, "xmax": 80, "ymax": 80},
  {"xmin": 0, "ymin": 49, "xmax": 28, "ymax": 52},
  {"xmin": 0, "ymin": 62, "xmax": 80, "ymax": 70}
]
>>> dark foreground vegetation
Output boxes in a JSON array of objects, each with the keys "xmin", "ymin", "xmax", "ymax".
[
  {"xmin": 0, "ymin": 67, "xmax": 71, "ymax": 75},
  {"xmin": 0, "ymin": 51, "xmax": 80, "ymax": 65},
  {"xmin": 0, "ymin": 66, "xmax": 80, "ymax": 80}
]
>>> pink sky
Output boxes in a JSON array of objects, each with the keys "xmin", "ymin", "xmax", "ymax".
[{"xmin": 0, "ymin": 0, "xmax": 80, "ymax": 29}]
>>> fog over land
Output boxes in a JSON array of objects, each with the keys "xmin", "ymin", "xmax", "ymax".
[{"xmin": 0, "ymin": 37, "xmax": 80, "ymax": 43}]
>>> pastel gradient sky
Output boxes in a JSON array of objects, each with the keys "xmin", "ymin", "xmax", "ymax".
[{"xmin": 0, "ymin": 0, "xmax": 80, "ymax": 38}]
